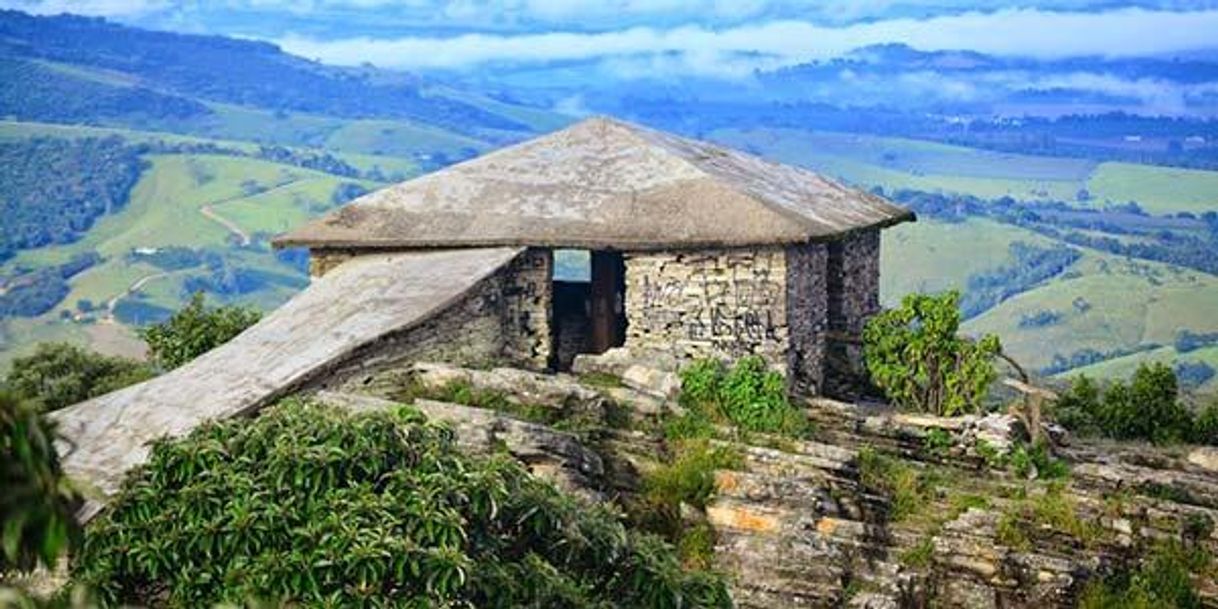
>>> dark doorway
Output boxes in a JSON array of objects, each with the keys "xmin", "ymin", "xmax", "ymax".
[
  {"xmin": 550, "ymin": 250, "xmax": 626, "ymax": 370},
  {"xmin": 589, "ymin": 251, "xmax": 626, "ymax": 353}
]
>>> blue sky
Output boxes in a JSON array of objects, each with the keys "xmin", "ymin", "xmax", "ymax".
[{"xmin": 5, "ymin": 0, "xmax": 1218, "ymax": 75}]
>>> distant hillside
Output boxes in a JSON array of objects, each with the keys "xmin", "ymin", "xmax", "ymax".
[{"xmin": 0, "ymin": 11, "xmax": 523, "ymax": 135}]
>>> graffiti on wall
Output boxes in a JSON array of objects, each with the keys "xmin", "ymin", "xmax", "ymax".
[{"xmin": 635, "ymin": 251, "xmax": 783, "ymax": 352}]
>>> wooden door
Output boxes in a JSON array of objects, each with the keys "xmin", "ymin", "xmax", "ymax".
[{"xmin": 588, "ymin": 251, "xmax": 625, "ymax": 353}]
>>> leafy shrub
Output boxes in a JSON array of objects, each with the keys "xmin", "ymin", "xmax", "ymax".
[
  {"xmin": 3, "ymin": 343, "xmax": 154, "ymax": 412},
  {"xmin": 922, "ymin": 428, "xmax": 952, "ymax": 458},
  {"xmin": 644, "ymin": 439, "xmax": 743, "ymax": 512},
  {"xmin": 1007, "ymin": 441, "xmax": 1070, "ymax": 480},
  {"xmin": 863, "ymin": 291, "xmax": 1001, "ymax": 416},
  {"xmin": 74, "ymin": 400, "xmax": 730, "ymax": 608},
  {"xmin": 676, "ymin": 356, "xmax": 810, "ymax": 437},
  {"xmin": 997, "ymin": 484, "xmax": 1101, "ymax": 550},
  {"xmin": 1195, "ymin": 402, "xmax": 1218, "ymax": 446},
  {"xmin": 1, "ymin": 391, "xmax": 82, "ymax": 572},
  {"xmin": 1052, "ymin": 364, "xmax": 1203, "ymax": 445},
  {"xmin": 637, "ymin": 439, "xmax": 742, "ymax": 572},
  {"xmin": 857, "ymin": 448, "xmax": 934, "ymax": 522},
  {"xmin": 1079, "ymin": 540, "xmax": 1208, "ymax": 609},
  {"xmin": 139, "ymin": 292, "xmax": 261, "ymax": 370}
]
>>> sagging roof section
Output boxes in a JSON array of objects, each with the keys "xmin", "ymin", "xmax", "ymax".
[
  {"xmin": 52, "ymin": 247, "xmax": 523, "ymax": 519},
  {"xmin": 274, "ymin": 117, "xmax": 913, "ymax": 251}
]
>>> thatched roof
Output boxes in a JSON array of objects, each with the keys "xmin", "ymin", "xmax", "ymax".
[
  {"xmin": 274, "ymin": 117, "xmax": 913, "ymax": 251},
  {"xmin": 52, "ymin": 247, "xmax": 522, "ymax": 519}
]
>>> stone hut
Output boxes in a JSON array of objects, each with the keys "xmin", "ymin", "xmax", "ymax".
[{"xmin": 275, "ymin": 117, "xmax": 913, "ymax": 396}]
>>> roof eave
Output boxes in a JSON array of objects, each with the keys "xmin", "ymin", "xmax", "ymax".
[{"xmin": 270, "ymin": 209, "xmax": 916, "ymax": 252}]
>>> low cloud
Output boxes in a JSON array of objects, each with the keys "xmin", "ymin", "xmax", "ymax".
[{"xmin": 275, "ymin": 7, "xmax": 1218, "ymax": 74}]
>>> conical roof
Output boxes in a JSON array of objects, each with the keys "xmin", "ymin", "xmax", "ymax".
[{"xmin": 274, "ymin": 117, "xmax": 913, "ymax": 250}]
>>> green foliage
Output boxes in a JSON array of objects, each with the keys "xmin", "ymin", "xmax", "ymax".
[
  {"xmin": 1079, "ymin": 541, "xmax": 1208, "ymax": 609},
  {"xmin": 1007, "ymin": 441, "xmax": 1071, "ymax": 480},
  {"xmin": 1052, "ymin": 364, "xmax": 1205, "ymax": 445},
  {"xmin": 644, "ymin": 439, "xmax": 743, "ymax": 512},
  {"xmin": 856, "ymin": 448, "xmax": 935, "ymax": 522},
  {"xmin": 677, "ymin": 356, "xmax": 810, "ymax": 437},
  {"xmin": 996, "ymin": 484, "xmax": 1102, "ymax": 551},
  {"xmin": 663, "ymin": 410, "xmax": 716, "ymax": 442},
  {"xmin": 0, "ymin": 391, "xmax": 82, "ymax": 572},
  {"xmin": 139, "ymin": 292, "xmax": 261, "ymax": 370},
  {"xmin": 634, "ymin": 439, "xmax": 742, "ymax": 574},
  {"xmin": 862, "ymin": 291, "xmax": 1001, "ymax": 416},
  {"xmin": 1051, "ymin": 375, "xmax": 1104, "ymax": 438},
  {"xmin": 675, "ymin": 522, "xmax": 717, "ymax": 571},
  {"xmin": 922, "ymin": 428, "xmax": 952, "ymax": 458},
  {"xmin": 898, "ymin": 536, "xmax": 935, "ymax": 569},
  {"xmin": 2, "ymin": 343, "xmax": 153, "ymax": 412},
  {"xmin": 1193, "ymin": 401, "xmax": 1218, "ymax": 446},
  {"xmin": 74, "ymin": 400, "xmax": 730, "ymax": 608}
]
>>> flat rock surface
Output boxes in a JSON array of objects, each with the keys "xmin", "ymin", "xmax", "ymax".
[{"xmin": 52, "ymin": 247, "xmax": 522, "ymax": 517}]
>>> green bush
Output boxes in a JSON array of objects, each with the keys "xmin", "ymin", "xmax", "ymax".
[
  {"xmin": 1, "ymin": 391, "xmax": 82, "ymax": 572},
  {"xmin": 856, "ymin": 448, "xmax": 934, "ymax": 522},
  {"xmin": 139, "ymin": 292, "xmax": 261, "ymax": 370},
  {"xmin": 2, "ymin": 343, "xmax": 153, "ymax": 412},
  {"xmin": 644, "ymin": 439, "xmax": 743, "ymax": 512},
  {"xmin": 1193, "ymin": 401, "xmax": 1218, "ymax": 446},
  {"xmin": 862, "ymin": 291, "xmax": 1001, "ymax": 416},
  {"xmin": 676, "ymin": 356, "xmax": 810, "ymax": 437},
  {"xmin": 1052, "ymin": 364, "xmax": 1204, "ymax": 445},
  {"xmin": 74, "ymin": 400, "xmax": 730, "ymax": 608},
  {"xmin": 1079, "ymin": 540, "xmax": 1208, "ymax": 609}
]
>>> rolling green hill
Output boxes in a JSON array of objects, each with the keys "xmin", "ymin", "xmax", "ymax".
[
  {"xmin": 0, "ymin": 131, "xmax": 400, "ymax": 369},
  {"xmin": 712, "ymin": 127, "xmax": 1218, "ymax": 218}
]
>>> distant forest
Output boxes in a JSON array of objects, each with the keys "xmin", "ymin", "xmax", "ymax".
[{"xmin": 0, "ymin": 136, "xmax": 146, "ymax": 262}]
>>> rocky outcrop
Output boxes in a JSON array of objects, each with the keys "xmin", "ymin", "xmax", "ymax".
[{"xmin": 324, "ymin": 364, "xmax": 1218, "ymax": 608}]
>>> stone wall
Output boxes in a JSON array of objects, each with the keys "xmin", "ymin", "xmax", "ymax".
[
  {"xmin": 623, "ymin": 247, "xmax": 790, "ymax": 371},
  {"xmin": 304, "ymin": 248, "xmax": 553, "ymax": 393},
  {"xmin": 500, "ymin": 248, "xmax": 553, "ymax": 370},
  {"xmin": 785, "ymin": 243, "xmax": 829, "ymax": 395},
  {"xmin": 825, "ymin": 229, "xmax": 881, "ymax": 393}
]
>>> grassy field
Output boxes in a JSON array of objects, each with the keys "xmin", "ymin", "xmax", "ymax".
[
  {"xmin": 1086, "ymin": 162, "xmax": 1218, "ymax": 215},
  {"xmin": 0, "ymin": 119, "xmax": 420, "ymax": 178},
  {"xmin": 963, "ymin": 251, "xmax": 1218, "ymax": 372},
  {"xmin": 881, "ymin": 216, "xmax": 1218, "ymax": 381},
  {"xmin": 711, "ymin": 128, "xmax": 1218, "ymax": 218},
  {"xmin": 0, "ymin": 151, "xmax": 375, "ymax": 369},
  {"xmin": 710, "ymin": 128, "xmax": 1092, "ymax": 201},
  {"xmin": 879, "ymin": 217, "xmax": 1059, "ymax": 303}
]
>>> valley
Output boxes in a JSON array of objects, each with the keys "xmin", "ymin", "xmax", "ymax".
[{"xmin": 1, "ymin": 10, "xmax": 1216, "ymax": 395}]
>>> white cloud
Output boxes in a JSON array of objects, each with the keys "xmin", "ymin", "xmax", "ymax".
[
  {"xmin": 275, "ymin": 7, "xmax": 1218, "ymax": 74},
  {"xmin": 1, "ymin": 0, "xmax": 168, "ymax": 16}
]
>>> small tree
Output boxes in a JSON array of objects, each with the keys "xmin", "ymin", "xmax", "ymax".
[
  {"xmin": 139, "ymin": 292, "xmax": 260, "ymax": 370},
  {"xmin": 863, "ymin": 291, "xmax": 1001, "ymax": 416},
  {"xmin": 3, "ymin": 343, "xmax": 154, "ymax": 412},
  {"xmin": 1, "ymin": 391, "xmax": 82, "ymax": 572}
]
